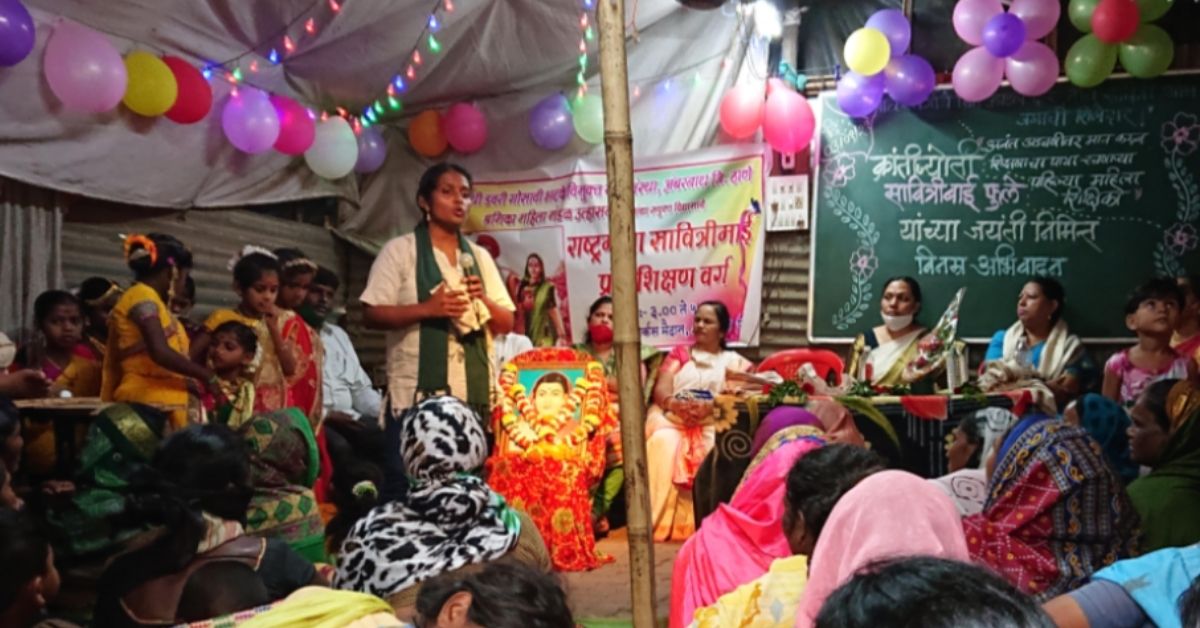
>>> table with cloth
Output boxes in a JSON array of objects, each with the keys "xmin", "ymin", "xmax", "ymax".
[{"xmin": 693, "ymin": 391, "xmax": 1035, "ymax": 524}]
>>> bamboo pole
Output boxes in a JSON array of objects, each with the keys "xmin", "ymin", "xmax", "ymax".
[{"xmin": 596, "ymin": 0, "xmax": 657, "ymax": 625}]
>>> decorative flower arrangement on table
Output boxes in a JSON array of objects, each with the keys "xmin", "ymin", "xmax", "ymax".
[
  {"xmin": 763, "ymin": 380, "xmax": 813, "ymax": 406},
  {"xmin": 903, "ymin": 287, "xmax": 967, "ymax": 384},
  {"xmin": 494, "ymin": 354, "xmax": 612, "ymax": 461},
  {"xmin": 665, "ymin": 389, "xmax": 740, "ymax": 433}
]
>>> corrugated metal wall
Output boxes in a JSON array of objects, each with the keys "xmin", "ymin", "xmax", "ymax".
[
  {"xmin": 343, "ymin": 246, "xmax": 388, "ymax": 386},
  {"xmin": 62, "ymin": 210, "xmax": 342, "ymax": 322},
  {"xmin": 755, "ymin": 230, "xmax": 812, "ymax": 358}
]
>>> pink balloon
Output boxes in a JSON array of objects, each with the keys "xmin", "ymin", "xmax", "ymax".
[
  {"xmin": 1005, "ymin": 41, "xmax": 1060, "ymax": 97},
  {"xmin": 952, "ymin": 46, "xmax": 1006, "ymax": 102},
  {"xmin": 953, "ymin": 0, "xmax": 1005, "ymax": 46},
  {"xmin": 442, "ymin": 102, "xmax": 488, "ymax": 154},
  {"xmin": 222, "ymin": 87, "xmax": 280, "ymax": 154},
  {"xmin": 1010, "ymin": 0, "xmax": 1062, "ymax": 40},
  {"xmin": 271, "ymin": 94, "xmax": 315, "ymax": 155},
  {"xmin": 43, "ymin": 21, "xmax": 127, "ymax": 113},
  {"xmin": 762, "ymin": 87, "xmax": 814, "ymax": 154},
  {"xmin": 766, "ymin": 77, "xmax": 788, "ymax": 96},
  {"xmin": 719, "ymin": 84, "xmax": 764, "ymax": 139}
]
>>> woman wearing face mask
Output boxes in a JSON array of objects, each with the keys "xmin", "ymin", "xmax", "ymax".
[{"xmin": 847, "ymin": 277, "xmax": 926, "ymax": 387}]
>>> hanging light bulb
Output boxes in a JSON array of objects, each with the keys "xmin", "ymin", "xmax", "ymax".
[
  {"xmin": 307, "ymin": 108, "xmax": 317, "ymax": 120},
  {"xmin": 283, "ymin": 35, "xmax": 296, "ymax": 53},
  {"xmin": 306, "ymin": 18, "xmax": 316, "ymax": 34},
  {"xmin": 249, "ymin": 60, "xmax": 259, "ymax": 73},
  {"xmin": 428, "ymin": 34, "xmax": 441, "ymax": 53},
  {"xmin": 353, "ymin": 117, "xmax": 363, "ymax": 134},
  {"xmin": 583, "ymin": 0, "xmax": 594, "ymax": 7},
  {"xmin": 428, "ymin": 15, "xmax": 440, "ymax": 31},
  {"xmin": 633, "ymin": 84, "xmax": 641, "ymax": 98},
  {"xmin": 231, "ymin": 67, "xmax": 243, "ymax": 82},
  {"xmin": 230, "ymin": 86, "xmax": 239, "ymax": 98},
  {"xmin": 336, "ymin": 106, "xmax": 349, "ymax": 118},
  {"xmin": 388, "ymin": 96, "xmax": 402, "ymax": 110},
  {"xmin": 444, "ymin": 0, "xmax": 454, "ymax": 12},
  {"xmin": 412, "ymin": 50, "xmax": 422, "ymax": 65},
  {"xmin": 406, "ymin": 65, "xmax": 416, "ymax": 80},
  {"xmin": 321, "ymin": 111, "xmax": 329, "ymax": 121},
  {"xmin": 201, "ymin": 65, "xmax": 213, "ymax": 80},
  {"xmin": 579, "ymin": 39, "xmax": 587, "ymax": 53},
  {"xmin": 268, "ymin": 48, "xmax": 280, "ymax": 64},
  {"xmin": 580, "ymin": 13, "xmax": 589, "ymax": 28},
  {"xmin": 585, "ymin": 26, "xmax": 594, "ymax": 40},
  {"xmin": 328, "ymin": 0, "xmax": 341, "ymax": 12},
  {"xmin": 392, "ymin": 75, "xmax": 407, "ymax": 92},
  {"xmin": 373, "ymin": 100, "xmax": 385, "ymax": 115}
]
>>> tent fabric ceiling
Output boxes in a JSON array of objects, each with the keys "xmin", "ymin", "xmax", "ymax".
[{"xmin": 0, "ymin": 0, "xmax": 763, "ymax": 227}]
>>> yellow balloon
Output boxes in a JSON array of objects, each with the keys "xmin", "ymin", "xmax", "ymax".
[
  {"xmin": 122, "ymin": 51, "xmax": 178, "ymax": 117},
  {"xmin": 844, "ymin": 28, "xmax": 891, "ymax": 76}
]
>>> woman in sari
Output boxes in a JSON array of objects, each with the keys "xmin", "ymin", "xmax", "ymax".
[
  {"xmin": 1044, "ymin": 543, "xmax": 1200, "ymax": 628},
  {"xmin": 1126, "ymin": 379, "xmax": 1200, "ymax": 552},
  {"xmin": 964, "ymin": 416, "xmax": 1140, "ymax": 600},
  {"xmin": 79, "ymin": 276, "xmax": 122, "ymax": 360},
  {"xmin": 846, "ymin": 277, "xmax": 926, "ymax": 387},
  {"xmin": 671, "ymin": 428, "xmax": 826, "ymax": 627},
  {"xmin": 982, "ymin": 277, "xmax": 1097, "ymax": 407},
  {"xmin": 748, "ymin": 401, "xmax": 866, "ymax": 459},
  {"xmin": 272, "ymin": 249, "xmax": 323, "ymax": 424},
  {"xmin": 516, "ymin": 253, "xmax": 567, "ymax": 348},
  {"xmin": 930, "ymin": 407, "xmax": 1015, "ymax": 516},
  {"xmin": 102, "ymin": 234, "xmax": 216, "ymax": 430},
  {"xmin": 647, "ymin": 300, "xmax": 754, "ymax": 541},
  {"xmin": 1065, "ymin": 393, "xmax": 1140, "ymax": 485},
  {"xmin": 235, "ymin": 408, "xmax": 326, "ymax": 563}
]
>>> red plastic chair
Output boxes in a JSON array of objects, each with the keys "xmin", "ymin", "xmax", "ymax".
[{"xmin": 755, "ymin": 349, "xmax": 845, "ymax": 386}]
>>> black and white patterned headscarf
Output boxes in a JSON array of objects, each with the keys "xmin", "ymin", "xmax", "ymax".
[{"xmin": 335, "ymin": 396, "xmax": 520, "ymax": 598}]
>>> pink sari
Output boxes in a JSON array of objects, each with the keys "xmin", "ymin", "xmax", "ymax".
[{"xmin": 670, "ymin": 435, "xmax": 826, "ymax": 628}]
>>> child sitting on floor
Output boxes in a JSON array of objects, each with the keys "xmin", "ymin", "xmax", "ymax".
[
  {"xmin": 0, "ymin": 509, "xmax": 71, "ymax": 628},
  {"xmin": 1104, "ymin": 278, "xmax": 1196, "ymax": 405},
  {"xmin": 204, "ymin": 321, "xmax": 257, "ymax": 428}
]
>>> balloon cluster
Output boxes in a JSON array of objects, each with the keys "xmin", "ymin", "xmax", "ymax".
[
  {"xmin": 718, "ymin": 79, "xmax": 814, "ymax": 155},
  {"xmin": 407, "ymin": 102, "xmax": 489, "ymax": 157},
  {"xmin": 837, "ymin": 10, "xmax": 936, "ymax": 117},
  {"xmin": 951, "ymin": 0, "xmax": 1061, "ymax": 101},
  {"xmin": 1065, "ymin": 0, "xmax": 1174, "ymax": 87}
]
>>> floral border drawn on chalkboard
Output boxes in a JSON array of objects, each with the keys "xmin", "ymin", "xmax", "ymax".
[
  {"xmin": 827, "ymin": 189, "xmax": 880, "ymax": 331},
  {"xmin": 1156, "ymin": 113, "xmax": 1200, "ymax": 277}
]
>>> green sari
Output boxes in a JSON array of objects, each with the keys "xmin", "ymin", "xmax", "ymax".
[
  {"xmin": 1127, "ymin": 401, "xmax": 1200, "ymax": 552},
  {"xmin": 45, "ymin": 403, "xmax": 167, "ymax": 558},
  {"xmin": 238, "ymin": 408, "xmax": 326, "ymax": 562}
]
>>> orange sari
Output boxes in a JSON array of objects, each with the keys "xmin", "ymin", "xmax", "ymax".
[{"xmin": 280, "ymin": 310, "xmax": 322, "ymax": 427}]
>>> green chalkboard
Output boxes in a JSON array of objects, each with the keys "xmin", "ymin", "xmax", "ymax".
[{"xmin": 809, "ymin": 75, "xmax": 1200, "ymax": 342}]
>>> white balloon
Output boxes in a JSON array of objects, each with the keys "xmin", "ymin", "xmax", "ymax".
[{"xmin": 304, "ymin": 118, "xmax": 358, "ymax": 179}]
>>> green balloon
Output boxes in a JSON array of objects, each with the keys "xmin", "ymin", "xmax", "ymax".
[
  {"xmin": 1069, "ymin": 0, "xmax": 1100, "ymax": 32},
  {"xmin": 1120, "ymin": 24, "xmax": 1174, "ymax": 78},
  {"xmin": 1135, "ymin": 0, "xmax": 1174, "ymax": 22},
  {"xmin": 572, "ymin": 94, "xmax": 604, "ymax": 144},
  {"xmin": 1066, "ymin": 35, "xmax": 1118, "ymax": 87}
]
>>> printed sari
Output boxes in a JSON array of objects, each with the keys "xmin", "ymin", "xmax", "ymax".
[
  {"xmin": 279, "ymin": 310, "xmax": 323, "ymax": 425},
  {"xmin": 204, "ymin": 310, "xmax": 289, "ymax": 414}
]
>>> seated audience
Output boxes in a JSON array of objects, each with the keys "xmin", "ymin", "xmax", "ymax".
[
  {"xmin": 1104, "ymin": 278, "xmax": 1193, "ymax": 405},
  {"xmin": 93, "ymin": 424, "xmax": 318, "ymax": 627},
  {"xmin": 647, "ymin": 300, "xmax": 754, "ymax": 541},
  {"xmin": 168, "ymin": 276, "xmax": 205, "ymax": 345},
  {"xmin": 224, "ymin": 586, "xmax": 396, "ymax": 627},
  {"xmin": 794, "ymin": 470, "xmax": 970, "ymax": 628},
  {"xmin": 334, "ymin": 396, "xmax": 549, "ymax": 620},
  {"xmin": 748, "ymin": 401, "xmax": 865, "ymax": 459},
  {"xmin": 414, "ymin": 563, "xmax": 574, "ymax": 628},
  {"xmin": 1174, "ymin": 274, "xmax": 1200, "ymax": 366},
  {"xmin": 176, "ymin": 562, "xmax": 270, "ymax": 624},
  {"xmin": 1064, "ymin": 394, "xmax": 1140, "ymax": 484},
  {"xmin": 964, "ymin": 416, "xmax": 1139, "ymax": 600},
  {"xmin": 78, "ymin": 276, "xmax": 122, "ymax": 359},
  {"xmin": 1126, "ymin": 379, "xmax": 1200, "ymax": 552},
  {"xmin": 0, "ymin": 509, "xmax": 71, "ymax": 628},
  {"xmin": 1044, "ymin": 543, "xmax": 1200, "ymax": 628},
  {"xmin": 846, "ymin": 276, "xmax": 927, "ymax": 387},
  {"xmin": 671, "ymin": 429, "xmax": 827, "ymax": 627},
  {"xmin": 693, "ymin": 444, "xmax": 885, "ymax": 627},
  {"xmin": 983, "ymin": 277, "xmax": 1096, "ymax": 407},
  {"xmin": 816, "ymin": 556, "xmax": 1054, "ymax": 628},
  {"xmin": 931, "ymin": 407, "xmax": 1015, "ymax": 515},
  {"xmin": 203, "ymin": 320, "xmax": 257, "ymax": 427},
  {"xmin": 13, "ymin": 290, "xmax": 101, "ymax": 397},
  {"xmin": 306, "ymin": 266, "xmax": 382, "ymax": 422}
]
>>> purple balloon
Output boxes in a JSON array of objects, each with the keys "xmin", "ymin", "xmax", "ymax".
[
  {"xmin": 884, "ymin": 54, "xmax": 937, "ymax": 106},
  {"xmin": 0, "ymin": 0, "xmax": 35, "ymax": 66},
  {"xmin": 529, "ymin": 93, "xmax": 574, "ymax": 150},
  {"xmin": 836, "ymin": 72, "xmax": 886, "ymax": 117},
  {"xmin": 865, "ymin": 9, "xmax": 912, "ymax": 57},
  {"xmin": 354, "ymin": 126, "xmax": 387, "ymax": 173},
  {"xmin": 982, "ymin": 13, "xmax": 1027, "ymax": 58},
  {"xmin": 222, "ymin": 87, "xmax": 280, "ymax": 154}
]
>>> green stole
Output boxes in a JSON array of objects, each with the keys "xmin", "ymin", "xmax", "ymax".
[{"xmin": 414, "ymin": 222, "xmax": 491, "ymax": 412}]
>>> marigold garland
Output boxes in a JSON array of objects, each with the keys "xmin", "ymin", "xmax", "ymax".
[{"xmin": 497, "ymin": 361, "xmax": 609, "ymax": 454}]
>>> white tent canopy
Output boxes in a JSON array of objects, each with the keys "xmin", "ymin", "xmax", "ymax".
[{"xmin": 0, "ymin": 0, "xmax": 767, "ymax": 246}]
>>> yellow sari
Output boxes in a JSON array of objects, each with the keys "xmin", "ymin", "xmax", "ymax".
[
  {"xmin": 100, "ymin": 283, "xmax": 193, "ymax": 429},
  {"xmin": 204, "ymin": 309, "xmax": 288, "ymax": 413},
  {"xmin": 19, "ymin": 352, "xmax": 101, "ymax": 475}
]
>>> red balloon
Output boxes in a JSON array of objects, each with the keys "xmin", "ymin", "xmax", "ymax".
[
  {"xmin": 271, "ymin": 94, "xmax": 315, "ymax": 155},
  {"xmin": 719, "ymin": 84, "xmax": 764, "ymax": 139},
  {"xmin": 762, "ymin": 87, "xmax": 815, "ymax": 154},
  {"xmin": 162, "ymin": 56, "xmax": 212, "ymax": 124},
  {"xmin": 1091, "ymin": 0, "xmax": 1139, "ymax": 44}
]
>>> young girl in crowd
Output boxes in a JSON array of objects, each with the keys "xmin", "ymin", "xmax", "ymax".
[
  {"xmin": 10, "ymin": 291, "xmax": 101, "ymax": 474},
  {"xmin": 78, "ymin": 276, "xmax": 122, "ymax": 359},
  {"xmin": 102, "ymin": 234, "xmax": 215, "ymax": 430},
  {"xmin": 199, "ymin": 248, "xmax": 294, "ymax": 413},
  {"xmin": 204, "ymin": 321, "xmax": 257, "ymax": 428},
  {"xmin": 1104, "ymin": 278, "xmax": 1194, "ymax": 405},
  {"xmin": 271, "ymin": 248, "xmax": 323, "ymax": 425}
]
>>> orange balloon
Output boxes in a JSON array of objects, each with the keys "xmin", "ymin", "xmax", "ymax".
[{"xmin": 408, "ymin": 110, "xmax": 447, "ymax": 157}]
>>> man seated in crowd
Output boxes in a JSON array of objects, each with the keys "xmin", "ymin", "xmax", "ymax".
[{"xmin": 305, "ymin": 267, "xmax": 382, "ymax": 422}]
